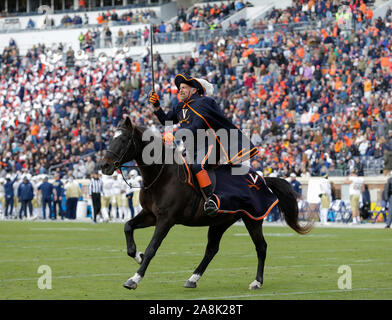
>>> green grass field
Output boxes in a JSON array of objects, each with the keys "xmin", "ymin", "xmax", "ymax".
[{"xmin": 0, "ymin": 220, "xmax": 391, "ymax": 300}]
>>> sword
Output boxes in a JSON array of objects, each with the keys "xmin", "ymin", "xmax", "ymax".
[{"xmin": 150, "ymin": 24, "xmax": 155, "ymax": 92}]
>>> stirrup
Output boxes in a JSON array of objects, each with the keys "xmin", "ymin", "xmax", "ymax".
[{"xmin": 204, "ymin": 198, "xmax": 218, "ymax": 217}]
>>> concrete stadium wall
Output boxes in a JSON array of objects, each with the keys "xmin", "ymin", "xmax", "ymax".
[
  {"xmin": 95, "ymin": 41, "xmax": 197, "ymax": 61},
  {"xmin": 373, "ymin": 0, "xmax": 392, "ymax": 19}
]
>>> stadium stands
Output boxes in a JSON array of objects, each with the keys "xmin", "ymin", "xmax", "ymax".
[
  {"xmin": 0, "ymin": 0, "xmax": 392, "ymax": 223},
  {"xmin": 1, "ymin": 0, "xmax": 392, "ymax": 180}
]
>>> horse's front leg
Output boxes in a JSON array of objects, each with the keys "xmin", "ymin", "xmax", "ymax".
[
  {"xmin": 123, "ymin": 215, "xmax": 174, "ymax": 290},
  {"xmin": 124, "ymin": 209, "xmax": 156, "ymax": 264}
]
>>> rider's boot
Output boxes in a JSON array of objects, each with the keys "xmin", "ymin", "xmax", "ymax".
[{"xmin": 196, "ymin": 170, "xmax": 218, "ymax": 217}]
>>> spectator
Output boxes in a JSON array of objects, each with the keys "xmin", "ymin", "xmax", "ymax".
[
  {"xmin": 27, "ymin": 18, "xmax": 35, "ymax": 29},
  {"xmin": 73, "ymin": 160, "xmax": 87, "ymax": 179},
  {"xmin": 127, "ymin": 169, "xmax": 142, "ymax": 220},
  {"xmin": 17, "ymin": 176, "xmax": 34, "ymax": 220},
  {"xmin": 384, "ymin": 130, "xmax": 392, "ymax": 175},
  {"xmin": 345, "ymin": 170, "xmax": 364, "ymax": 224},
  {"xmin": 111, "ymin": 172, "xmax": 128, "ymax": 222},
  {"xmin": 88, "ymin": 171, "xmax": 103, "ymax": 223},
  {"xmin": 384, "ymin": 172, "xmax": 392, "ymax": 229},
  {"xmin": 100, "ymin": 172, "xmax": 113, "ymax": 222},
  {"xmin": 319, "ymin": 174, "xmax": 331, "ymax": 225},
  {"xmin": 354, "ymin": 157, "xmax": 365, "ymax": 176},
  {"xmin": 360, "ymin": 184, "xmax": 371, "ymax": 221},
  {"xmin": 85, "ymin": 156, "xmax": 96, "ymax": 177},
  {"xmin": 38, "ymin": 176, "xmax": 55, "ymax": 220},
  {"xmin": 4, "ymin": 174, "xmax": 18, "ymax": 219},
  {"xmin": 117, "ymin": 28, "xmax": 124, "ymax": 45},
  {"xmin": 288, "ymin": 173, "xmax": 302, "ymax": 200},
  {"xmin": 84, "ymin": 13, "xmax": 89, "ymax": 25},
  {"xmin": 104, "ymin": 27, "xmax": 112, "ymax": 47},
  {"xmin": 52, "ymin": 173, "xmax": 65, "ymax": 220},
  {"xmin": 65, "ymin": 176, "xmax": 82, "ymax": 220}
]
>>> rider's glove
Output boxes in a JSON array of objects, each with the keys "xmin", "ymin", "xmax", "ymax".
[{"xmin": 149, "ymin": 91, "xmax": 160, "ymax": 108}]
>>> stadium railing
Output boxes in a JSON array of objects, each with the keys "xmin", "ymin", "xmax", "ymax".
[
  {"xmin": 138, "ymin": 15, "xmax": 352, "ymax": 49},
  {"xmin": 90, "ymin": 18, "xmax": 342, "ymax": 51}
]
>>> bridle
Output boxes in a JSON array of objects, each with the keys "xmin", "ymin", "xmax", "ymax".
[
  {"xmin": 105, "ymin": 125, "xmax": 165, "ymax": 191},
  {"xmin": 105, "ymin": 128, "xmax": 136, "ymax": 170}
]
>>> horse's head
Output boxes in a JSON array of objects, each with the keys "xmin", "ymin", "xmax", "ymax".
[{"xmin": 101, "ymin": 116, "xmax": 137, "ymax": 175}]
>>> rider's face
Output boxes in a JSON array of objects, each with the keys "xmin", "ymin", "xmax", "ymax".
[{"xmin": 178, "ymin": 83, "xmax": 196, "ymax": 102}]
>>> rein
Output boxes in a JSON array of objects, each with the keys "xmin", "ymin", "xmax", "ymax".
[{"xmin": 119, "ymin": 162, "xmax": 166, "ymax": 191}]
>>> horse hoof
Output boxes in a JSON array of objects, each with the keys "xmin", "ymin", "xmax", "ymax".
[
  {"xmin": 184, "ymin": 280, "xmax": 197, "ymax": 288},
  {"xmin": 123, "ymin": 279, "xmax": 138, "ymax": 290},
  {"xmin": 248, "ymin": 280, "xmax": 262, "ymax": 290}
]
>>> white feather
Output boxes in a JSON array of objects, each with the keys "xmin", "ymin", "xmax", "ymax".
[{"xmin": 195, "ymin": 78, "xmax": 214, "ymax": 96}]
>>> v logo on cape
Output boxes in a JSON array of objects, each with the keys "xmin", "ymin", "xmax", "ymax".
[
  {"xmin": 248, "ymin": 173, "xmax": 259, "ymax": 184},
  {"xmin": 180, "ymin": 108, "xmax": 190, "ymax": 124},
  {"xmin": 246, "ymin": 173, "xmax": 263, "ymax": 190}
]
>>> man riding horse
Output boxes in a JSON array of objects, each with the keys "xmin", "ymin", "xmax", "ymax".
[{"xmin": 149, "ymin": 74, "xmax": 259, "ymax": 217}]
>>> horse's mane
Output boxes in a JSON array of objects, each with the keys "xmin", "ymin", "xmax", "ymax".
[
  {"xmin": 117, "ymin": 119, "xmax": 152, "ymax": 138},
  {"xmin": 118, "ymin": 118, "xmax": 184, "ymax": 162}
]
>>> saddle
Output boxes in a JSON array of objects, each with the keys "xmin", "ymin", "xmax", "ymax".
[{"xmin": 178, "ymin": 152, "xmax": 279, "ymax": 221}]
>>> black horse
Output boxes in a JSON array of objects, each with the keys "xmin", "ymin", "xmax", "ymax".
[{"xmin": 101, "ymin": 117, "xmax": 312, "ymax": 290}]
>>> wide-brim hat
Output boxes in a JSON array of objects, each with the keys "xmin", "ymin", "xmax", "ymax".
[{"xmin": 174, "ymin": 74, "xmax": 205, "ymax": 95}]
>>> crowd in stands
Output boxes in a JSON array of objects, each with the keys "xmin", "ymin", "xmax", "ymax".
[
  {"xmin": 76, "ymin": 1, "xmax": 249, "ymax": 50},
  {"xmin": 18, "ymin": 8, "xmax": 157, "ymax": 31},
  {"xmin": 1, "ymin": 0, "xmax": 392, "ymax": 183},
  {"xmin": 152, "ymin": 0, "xmax": 392, "ymax": 178},
  {"xmin": 95, "ymin": 8, "xmax": 156, "ymax": 26},
  {"xmin": 253, "ymin": 0, "xmax": 375, "ymax": 29},
  {"xmin": 172, "ymin": 0, "xmax": 248, "ymax": 32}
]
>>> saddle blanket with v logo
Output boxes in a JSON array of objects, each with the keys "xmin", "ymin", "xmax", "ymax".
[
  {"xmin": 212, "ymin": 166, "xmax": 279, "ymax": 220},
  {"xmin": 181, "ymin": 161, "xmax": 279, "ymax": 220}
]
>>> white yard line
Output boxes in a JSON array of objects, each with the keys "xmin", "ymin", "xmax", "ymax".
[{"xmin": 29, "ymin": 227, "xmax": 106, "ymax": 231}]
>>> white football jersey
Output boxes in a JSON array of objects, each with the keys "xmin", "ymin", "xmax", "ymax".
[{"xmin": 102, "ymin": 175, "xmax": 114, "ymax": 197}]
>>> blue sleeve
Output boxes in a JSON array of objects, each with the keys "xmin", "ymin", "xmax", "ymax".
[
  {"xmin": 11, "ymin": 176, "xmax": 18, "ymax": 185},
  {"xmin": 154, "ymin": 107, "xmax": 179, "ymax": 125}
]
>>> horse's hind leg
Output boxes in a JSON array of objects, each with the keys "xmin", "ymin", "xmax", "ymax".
[
  {"xmin": 243, "ymin": 217, "xmax": 267, "ymax": 290},
  {"xmin": 124, "ymin": 209, "xmax": 156, "ymax": 264},
  {"xmin": 184, "ymin": 221, "xmax": 234, "ymax": 288}
]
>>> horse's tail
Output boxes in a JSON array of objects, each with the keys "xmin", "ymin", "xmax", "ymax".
[{"xmin": 264, "ymin": 177, "xmax": 313, "ymax": 235}]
